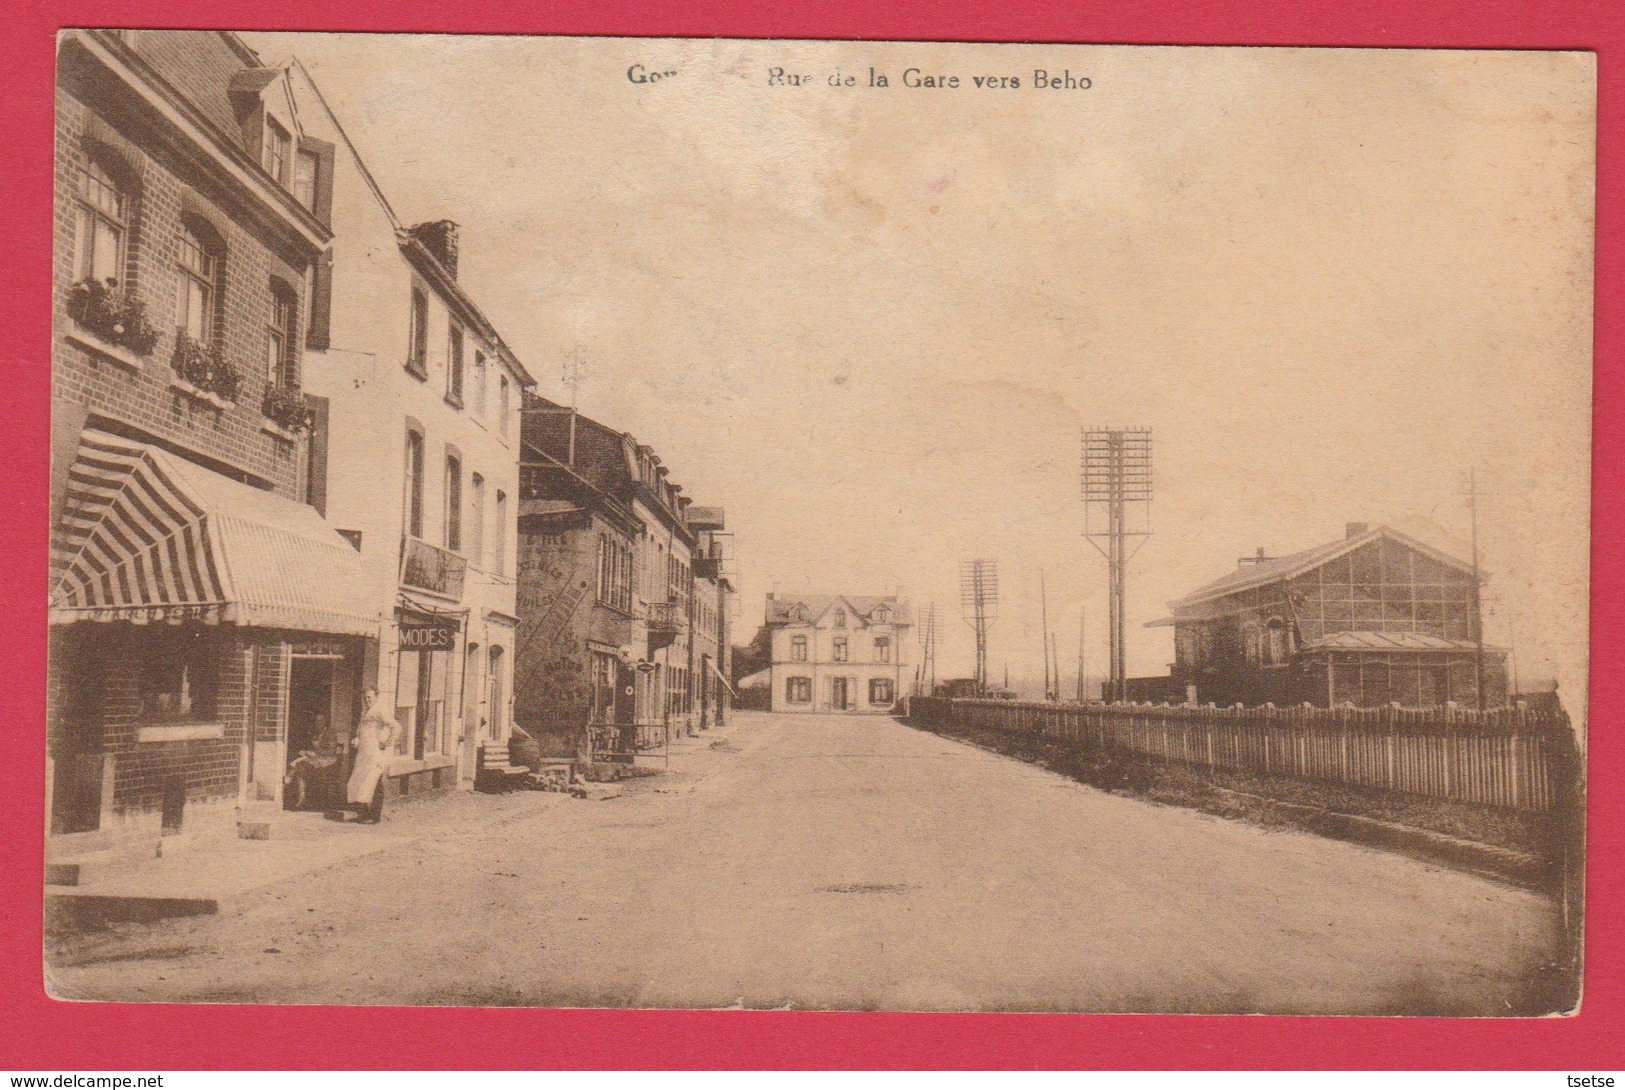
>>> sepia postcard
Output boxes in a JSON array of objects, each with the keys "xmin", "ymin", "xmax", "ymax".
[{"xmin": 43, "ymin": 32, "xmax": 1594, "ymax": 1017}]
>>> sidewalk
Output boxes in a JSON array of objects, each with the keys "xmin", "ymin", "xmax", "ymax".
[{"xmin": 45, "ymin": 785, "xmax": 568, "ymax": 930}]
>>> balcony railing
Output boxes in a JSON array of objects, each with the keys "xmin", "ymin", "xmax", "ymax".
[
  {"xmin": 400, "ymin": 535, "xmax": 467, "ymax": 598},
  {"xmin": 645, "ymin": 600, "xmax": 687, "ymax": 634}
]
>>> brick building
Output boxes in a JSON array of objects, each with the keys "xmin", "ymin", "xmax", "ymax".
[
  {"xmin": 515, "ymin": 397, "xmax": 727, "ymax": 760},
  {"xmin": 1149, "ymin": 523, "xmax": 1509, "ymax": 709},
  {"xmin": 49, "ymin": 31, "xmax": 375, "ymax": 847}
]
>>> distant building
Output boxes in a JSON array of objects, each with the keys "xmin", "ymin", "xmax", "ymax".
[
  {"xmin": 516, "ymin": 397, "xmax": 726, "ymax": 758},
  {"xmin": 765, "ymin": 594, "xmax": 912, "ymax": 714},
  {"xmin": 1150, "ymin": 523, "xmax": 1508, "ymax": 709}
]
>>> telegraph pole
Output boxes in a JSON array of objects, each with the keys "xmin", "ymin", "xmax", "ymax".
[
  {"xmin": 1040, "ymin": 570, "xmax": 1052, "ymax": 701},
  {"xmin": 1468, "ymin": 467, "xmax": 1486, "ymax": 711},
  {"xmin": 1083, "ymin": 429, "xmax": 1153, "ymax": 703},
  {"xmin": 1076, "ymin": 605, "xmax": 1087, "ymax": 703},
  {"xmin": 958, "ymin": 560, "xmax": 999, "ymax": 696}
]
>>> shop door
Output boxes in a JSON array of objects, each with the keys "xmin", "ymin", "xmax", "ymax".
[
  {"xmin": 50, "ymin": 634, "xmax": 106, "ymax": 834},
  {"xmin": 285, "ymin": 658, "xmax": 339, "ymax": 811}
]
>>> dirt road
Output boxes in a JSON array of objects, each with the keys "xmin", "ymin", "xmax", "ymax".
[{"xmin": 46, "ymin": 711, "xmax": 1562, "ymax": 1012}]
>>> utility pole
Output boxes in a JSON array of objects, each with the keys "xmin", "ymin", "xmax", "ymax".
[
  {"xmin": 562, "ymin": 344, "xmax": 587, "ymax": 468},
  {"xmin": 1083, "ymin": 428, "xmax": 1153, "ymax": 703},
  {"xmin": 1468, "ymin": 467, "xmax": 1487, "ymax": 711},
  {"xmin": 958, "ymin": 559, "xmax": 999, "ymax": 696},
  {"xmin": 1076, "ymin": 605, "xmax": 1087, "ymax": 703},
  {"xmin": 917, "ymin": 602, "xmax": 938, "ymax": 696},
  {"xmin": 1040, "ymin": 570, "xmax": 1052, "ymax": 701}
]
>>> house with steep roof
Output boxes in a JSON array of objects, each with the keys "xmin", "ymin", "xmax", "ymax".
[
  {"xmin": 1148, "ymin": 522, "xmax": 1508, "ymax": 709},
  {"xmin": 765, "ymin": 593, "xmax": 913, "ymax": 714}
]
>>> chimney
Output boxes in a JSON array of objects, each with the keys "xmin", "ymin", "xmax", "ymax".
[
  {"xmin": 408, "ymin": 220, "xmax": 460, "ymax": 279},
  {"xmin": 1345, "ymin": 521, "xmax": 1370, "ymax": 540}
]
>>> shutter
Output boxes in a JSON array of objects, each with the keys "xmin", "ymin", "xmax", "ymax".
[
  {"xmin": 306, "ymin": 246, "xmax": 333, "ymax": 350},
  {"xmin": 298, "ymin": 136, "xmax": 337, "ymax": 225}
]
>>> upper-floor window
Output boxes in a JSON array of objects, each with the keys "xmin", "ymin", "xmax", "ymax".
[
  {"xmin": 74, "ymin": 159, "xmax": 127, "ymax": 285},
  {"xmin": 493, "ymin": 490, "xmax": 508, "ymax": 577},
  {"xmin": 293, "ymin": 148, "xmax": 319, "ymax": 210},
  {"xmin": 597, "ymin": 534, "xmax": 634, "ymax": 613},
  {"xmin": 832, "ymin": 637, "xmax": 848, "ymax": 662},
  {"xmin": 407, "ymin": 288, "xmax": 428, "ymax": 378},
  {"xmin": 468, "ymin": 473, "xmax": 485, "ymax": 568},
  {"xmin": 791, "ymin": 635, "xmax": 808, "ymax": 662},
  {"xmin": 834, "ymin": 609, "xmax": 846, "ymax": 627},
  {"xmin": 473, "ymin": 350, "xmax": 488, "ymax": 416},
  {"xmin": 262, "ymin": 117, "xmax": 291, "ymax": 186},
  {"xmin": 404, "ymin": 428, "xmax": 425, "ymax": 539},
  {"xmin": 444, "ymin": 453, "xmax": 462, "ymax": 553},
  {"xmin": 874, "ymin": 637, "xmax": 891, "ymax": 664},
  {"xmin": 498, "ymin": 375, "xmax": 511, "ymax": 436},
  {"xmin": 267, "ymin": 282, "xmax": 296, "ymax": 386},
  {"xmin": 446, "ymin": 324, "xmax": 465, "ymax": 406},
  {"xmin": 175, "ymin": 222, "xmax": 219, "ymax": 344}
]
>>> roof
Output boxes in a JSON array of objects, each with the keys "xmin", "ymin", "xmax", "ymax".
[
  {"xmin": 765, "ymin": 593, "xmax": 913, "ymax": 626},
  {"xmin": 1299, "ymin": 631, "xmax": 1505, "ymax": 654},
  {"xmin": 1169, "ymin": 525, "xmax": 1479, "ymax": 613}
]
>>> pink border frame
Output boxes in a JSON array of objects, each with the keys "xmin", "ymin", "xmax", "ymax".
[{"xmin": 1, "ymin": 0, "xmax": 1619, "ymax": 1069}]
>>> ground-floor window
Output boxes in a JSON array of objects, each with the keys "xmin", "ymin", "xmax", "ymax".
[
  {"xmin": 141, "ymin": 627, "xmax": 220, "ymax": 723},
  {"xmin": 591, "ymin": 650, "xmax": 617, "ymax": 722},
  {"xmin": 870, "ymin": 678, "xmax": 894, "ymax": 705},
  {"xmin": 395, "ymin": 645, "xmax": 451, "ymax": 759},
  {"xmin": 786, "ymin": 676, "xmax": 811, "ymax": 703}
]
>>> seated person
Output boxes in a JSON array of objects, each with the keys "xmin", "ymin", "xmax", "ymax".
[{"xmin": 285, "ymin": 716, "xmax": 342, "ymax": 810}]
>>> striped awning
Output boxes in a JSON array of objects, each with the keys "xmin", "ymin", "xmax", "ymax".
[{"xmin": 50, "ymin": 431, "xmax": 378, "ymax": 636}]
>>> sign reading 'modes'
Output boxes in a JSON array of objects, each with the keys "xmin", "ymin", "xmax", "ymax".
[{"xmin": 398, "ymin": 619, "xmax": 459, "ymax": 650}]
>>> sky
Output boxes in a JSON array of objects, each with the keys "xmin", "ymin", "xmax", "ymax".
[{"xmin": 246, "ymin": 35, "xmax": 1595, "ymax": 706}]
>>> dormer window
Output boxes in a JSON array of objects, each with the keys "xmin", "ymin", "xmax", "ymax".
[
  {"xmin": 789, "ymin": 604, "xmax": 807, "ymax": 622},
  {"xmin": 262, "ymin": 116, "xmax": 291, "ymax": 186},
  {"xmin": 834, "ymin": 609, "xmax": 846, "ymax": 627},
  {"xmin": 874, "ymin": 606, "xmax": 891, "ymax": 624}
]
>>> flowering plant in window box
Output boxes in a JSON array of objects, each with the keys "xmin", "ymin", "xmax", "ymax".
[
  {"xmin": 261, "ymin": 383, "xmax": 317, "ymax": 434},
  {"xmin": 66, "ymin": 278, "xmax": 159, "ymax": 356},
  {"xmin": 171, "ymin": 332, "xmax": 241, "ymax": 403}
]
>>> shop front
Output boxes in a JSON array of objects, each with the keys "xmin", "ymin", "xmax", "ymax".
[
  {"xmin": 47, "ymin": 431, "xmax": 377, "ymax": 844},
  {"xmin": 384, "ymin": 607, "xmax": 466, "ymax": 796}
]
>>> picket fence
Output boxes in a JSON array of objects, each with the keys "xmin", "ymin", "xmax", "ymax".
[{"xmin": 909, "ymin": 697, "xmax": 1576, "ymax": 813}]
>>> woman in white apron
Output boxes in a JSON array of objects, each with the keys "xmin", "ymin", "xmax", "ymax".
[{"xmin": 346, "ymin": 689, "xmax": 399, "ymax": 824}]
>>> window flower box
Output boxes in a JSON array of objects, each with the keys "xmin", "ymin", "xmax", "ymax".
[
  {"xmin": 65, "ymin": 278, "xmax": 159, "ymax": 358},
  {"xmin": 171, "ymin": 332, "xmax": 241, "ymax": 406},
  {"xmin": 261, "ymin": 383, "xmax": 316, "ymax": 436}
]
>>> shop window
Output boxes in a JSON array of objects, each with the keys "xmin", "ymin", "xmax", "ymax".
[
  {"xmin": 140, "ymin": 630, "xmax": 218, "ymax": 723},
  {"xmin": 786, "ymin": 676, "xmax": 812, "ymax": 704},
  {"xmin": 870, "ymin": 678, "xmax": 894, "ymax": 705}
]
